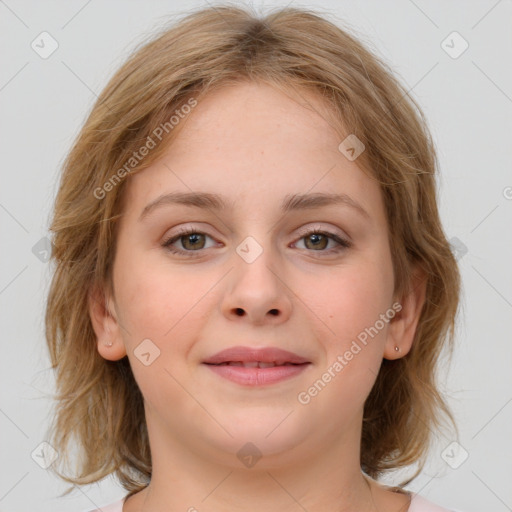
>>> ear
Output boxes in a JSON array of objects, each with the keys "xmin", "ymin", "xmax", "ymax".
[
  {"xmin": 88, "ymin": 285, "xmax": 127, "ymax": 361},
  {"xmin": 384, "ymin": 264, "xmax": 427, "ymax": 360}
]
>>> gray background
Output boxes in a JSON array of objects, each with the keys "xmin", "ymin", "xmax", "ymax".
[{"xmin": 1, "ymin": 1, "xmax": 511, "ymax": 511}]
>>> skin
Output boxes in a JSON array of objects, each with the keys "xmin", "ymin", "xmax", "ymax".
[{"xmin": 90, "ymin": 81, "xmax": 425, "ymax": 512}]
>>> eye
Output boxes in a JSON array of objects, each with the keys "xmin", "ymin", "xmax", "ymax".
[
  {"xmin": 162, "ymin": 226, "xmax": 351, "ymax": 257},
  {"xmin": 162, "ymin": 228, "xmax": 218, "ymax": 256},
  {"xmin": 292, "ymin": 228, "xmax": 351, "ymax": 255}
]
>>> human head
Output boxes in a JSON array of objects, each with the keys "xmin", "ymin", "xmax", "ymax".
[{"xmin": 46, "ymin": 5, "xmax": 459, "ymax": 493}]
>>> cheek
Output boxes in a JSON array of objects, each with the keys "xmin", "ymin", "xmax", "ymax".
[
  {"xmin": 304, "ymin": 252, "xmax": 394, "ymax": 393},
  {"xmin": 113, "ymin": 251, "xmax": 219, "ymax": 361},
  {"xmin": 112, "ymin": 259, "xmax": 205, "ymax": 406},
  {"xmin": 314, "ymin": 263, "xmax": 394, "ymax": 342},
  {"xmin": 295, "ymin": 269, "xmax": 394, "ymax": 418},
  {"xmin": 112, "ymin": 248, "xmax": 189, "ymax": 345},
  {"xmin": 116, "ymin": 273, "xmax": 173, "ymax": 340}
]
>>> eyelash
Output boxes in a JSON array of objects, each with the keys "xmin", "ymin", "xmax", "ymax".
[{"xmin": 162, "ymin": 227, "xmax": 352, "ymax": 257}]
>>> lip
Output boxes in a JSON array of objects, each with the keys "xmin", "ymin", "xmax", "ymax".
[
  {"xmin": 205, "ymin": 364, "xmax": 310, "ymax": 386},
  {"xmin": 202, "ymin": 346, "xmax": 311, "ymax": 387},
  {"xmin": 202, "ymin": 346, "xmax": 310, "ymax": 365}
]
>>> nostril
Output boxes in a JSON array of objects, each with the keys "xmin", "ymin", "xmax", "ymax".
[
  {"xmin": 269, "ymin": 309, "xmax": 278, "ymax": 315},
  {"xmin": 235, "ymin": 308, "xmax": 244, "ymax": 316}
]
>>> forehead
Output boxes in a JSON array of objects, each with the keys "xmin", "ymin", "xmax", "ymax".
[
  {"xmin": 171, "ymin": 80, "xmax": 344, "ymax": 156},
  {"xmin": 122, "ymin": 80, "xmax": 383, "ymax": 222}
]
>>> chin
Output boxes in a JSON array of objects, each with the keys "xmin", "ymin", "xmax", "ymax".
[{"xmin": 208, "ymin": 412, "xmax": 313, "ymax": 462}]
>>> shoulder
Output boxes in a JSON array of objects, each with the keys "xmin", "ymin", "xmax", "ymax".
[
  {"xmin": 408, "ymin": 493, "xmax": 467, "ymax": 512},
  {"xmin": 83, "ymin": 496, "xmax": 126, "ymax": 512}
]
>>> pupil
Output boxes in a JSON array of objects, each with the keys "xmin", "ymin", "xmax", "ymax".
[
  {"xmin": 184, "ymin": 233, "xmax": 202, "ymax": 249},
  {"xmin": 307, "ymin": 233, "xmax": 327, "ymax": 250}
]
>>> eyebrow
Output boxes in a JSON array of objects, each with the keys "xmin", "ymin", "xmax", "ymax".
[{"xmin": 139, "ymin": 191, "xmax": 369, "ymax": 221}]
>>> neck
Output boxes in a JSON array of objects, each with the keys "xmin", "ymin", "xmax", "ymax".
[
  {"xmin": 134, "ymin": 470, "xmax": 375, "ymax": 512},
  {"xmin": 123, "ymin": 405, "xmax": 410, "ymax": 512}
]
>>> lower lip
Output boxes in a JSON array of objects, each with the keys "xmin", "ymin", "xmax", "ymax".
[{"xmin": 203, "ymin": 363, "xmax": 310, "ymax": 386}]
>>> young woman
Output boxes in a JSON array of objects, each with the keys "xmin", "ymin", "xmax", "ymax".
[{"xmin": 46, "ymin": 6, "xmax": 463, "ymax": 512}]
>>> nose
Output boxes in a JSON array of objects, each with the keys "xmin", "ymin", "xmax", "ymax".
[{"xmin": 221, "ymin": 245, "xmax": 292, "ymax": 326}]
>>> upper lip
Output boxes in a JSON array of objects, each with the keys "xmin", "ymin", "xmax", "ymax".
[{"xmin": 203, "ymin": 346, "xmax": 310, "ymax": 365}]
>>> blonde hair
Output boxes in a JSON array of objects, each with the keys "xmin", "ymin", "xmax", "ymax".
[{"xmin": 46, "ymin": 5, "xmax": 460, "ymax": 495}]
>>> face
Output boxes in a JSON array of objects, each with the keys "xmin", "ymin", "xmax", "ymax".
[{"xmin": 92, "ymin": 81, "xmax": 413, "ymax": 469}]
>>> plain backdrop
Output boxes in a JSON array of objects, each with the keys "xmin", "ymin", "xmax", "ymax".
[{"xmin": 1, "ymin": 1, "xmax": 511, "ymax": 511}]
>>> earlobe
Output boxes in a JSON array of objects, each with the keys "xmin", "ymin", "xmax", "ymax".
[
  {"xmin": 88, "ymin": 286, "xmax": 127, "ymax": 361},
  {"xmin": 384, "ymin": 265, "xmax": 427, "ymax": 360}
]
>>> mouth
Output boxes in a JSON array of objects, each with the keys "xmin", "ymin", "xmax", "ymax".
[
  {"xmin": 207, "ymin": 361, "xmax": 306, "ymax": 368},
  {"xmin": 202, "ymin": 346, "xmax": 311, "ymax": 386},
  {"xmin": 202, "ymin": 345, "xmax": 311, "ymax": 365}
]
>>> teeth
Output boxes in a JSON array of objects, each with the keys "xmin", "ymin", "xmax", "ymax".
[
  {"xmin": 242, "ymin": 361, "xmax": 259, "ymax": 368},
  {"xmin": 257, "ymin": 362, "xmax": 276, "ymax": 368}
]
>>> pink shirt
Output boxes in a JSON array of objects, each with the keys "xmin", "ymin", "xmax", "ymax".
[{"xmin": 86, "ymin": 493, "xmax": 465, "ymax": 511}]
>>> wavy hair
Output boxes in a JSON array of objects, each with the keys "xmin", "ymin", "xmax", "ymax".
[{"xmin": 45, "ymin": 4, "xmax": 460, "ymax": 495}]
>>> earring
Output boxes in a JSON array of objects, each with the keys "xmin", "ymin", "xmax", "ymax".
[
  {"xmin": 104, "ymin": 340, "xmax": 113, "ymax": 347},
  {"xmin": 394, "ymin": 346, "xmax": 400, "ymax": 352}
]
